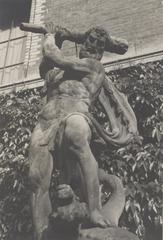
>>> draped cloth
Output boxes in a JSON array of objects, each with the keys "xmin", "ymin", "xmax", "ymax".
[{"xmin": 88, "ymin": 76, "xmax": 140, "ymax": 147}]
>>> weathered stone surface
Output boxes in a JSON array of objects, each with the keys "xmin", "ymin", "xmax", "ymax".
[
  {"xmin": 78, "ymin": 227, "xmax": 139, "ymax": 240},
  {"xmin": 27, "ymin": 21, "xmax": 139, "ymax": 239}
]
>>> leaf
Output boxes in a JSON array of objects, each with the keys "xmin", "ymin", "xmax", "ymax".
[
  {"xmin": 117, "ymin": 147, "xmax": 126, "ymax": 154},
  {"xmin": 152, "ymin": 204, "xmax": 158, "ymax": 214},
  {"xmin": 132, "ymin": 162, "xmax": 137, "ymax": 172},
  {"xmin": 17, "ymin": 222, "xmax": 22, "ymax": 233},
  {"xmin": 133, "ymin": 211, "xmax": 140, "ymax": 225},
  {"xmin": 125, "ymin": 200, "xmax": 131, "ymax": 212},
  {"xmin": 13, "ymin": 180, "xmax": 18, "ymax": 189},
  {"xmin": 149, "ymin": 161, "xmax": 154, "ymax": 170},
  {"xmin": 6, "ymin": 100, "xmax": 13, "ymax": 106},
  {"xmin": 123, "ymin": 154, "xmax": 133, "ymax": 161}
]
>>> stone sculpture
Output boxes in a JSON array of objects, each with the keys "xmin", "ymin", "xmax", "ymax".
[{"xmin": 20, "ymin": 22, "xmax": 140, "ymax": 240}]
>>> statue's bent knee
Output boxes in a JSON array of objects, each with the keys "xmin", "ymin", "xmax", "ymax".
[
  {"xmin": 64, "ymin": 115, "xmax": 91, "ymax": 146},
  {"xmin": 29, "ymin": 167, "xmax": 43, "ymax": 192}
]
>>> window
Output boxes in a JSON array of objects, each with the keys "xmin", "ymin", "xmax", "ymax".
[{"xmin": 0, "ymin": 0, "xmax": 31, "ymax": 86}]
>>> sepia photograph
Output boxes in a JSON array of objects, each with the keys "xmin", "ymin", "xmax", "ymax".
[{"xmin": 0, "ymin": 0, "xmax": 162, "ymax": 240}]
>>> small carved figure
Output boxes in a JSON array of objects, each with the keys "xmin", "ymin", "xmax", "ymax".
[{"xmin": 26, "ymin": 23, "xmax": 139, "ymax": 240}]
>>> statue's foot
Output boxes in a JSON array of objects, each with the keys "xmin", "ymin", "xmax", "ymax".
[{"xmin": 89, "ymin": 209, "xmax": 112, "ymax": 228}]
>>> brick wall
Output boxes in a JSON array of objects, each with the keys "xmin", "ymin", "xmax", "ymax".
[{"xmin": 43, "ymin": 0, "xmax": 163, "ymax": 64}]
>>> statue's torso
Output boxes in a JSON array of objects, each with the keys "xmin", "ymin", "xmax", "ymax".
[{"xmin": 40, "ymin": 59, "xmax": 105, "ymax": 120}]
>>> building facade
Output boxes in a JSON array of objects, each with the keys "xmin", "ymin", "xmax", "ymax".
[{"xmin": 0, "ymin": 0, "xmax": 163, "ymax": 92}]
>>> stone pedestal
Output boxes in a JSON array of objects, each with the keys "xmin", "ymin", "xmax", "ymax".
[
  {"xmin": 47, "ymin": 184, "xmax": 139, "ymax": 240},
  {"xmin": 79, "ymin": 227, "xmax": 139, "ymax": 240}
]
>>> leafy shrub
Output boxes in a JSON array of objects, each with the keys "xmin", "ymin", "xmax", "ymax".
[
  {"xmin": 0, "ymin": 60, "xmax": 162, "ymax": 239},
  {"xmin": 0, "ymin": 89, "xmax": 41, "ymax": 239},
  {"xmin": 105, "ymin": 61, "xmax": 163, "ymax": 240}
]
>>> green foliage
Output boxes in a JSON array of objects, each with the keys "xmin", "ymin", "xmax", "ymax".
[
  {"xmin": 105, "ymin": 61, "xmax": 163, "ymax": 239},
  {"xmin": 108, "ymin": 61, "xmax": 163, "ymax": 142},
  {"xmin": 0, "ymin": 60, "xmax": 162, "ymax": 239},
  {"xmin": 0, "ymin": 89, "xmax": 41, "ymax": 239}
]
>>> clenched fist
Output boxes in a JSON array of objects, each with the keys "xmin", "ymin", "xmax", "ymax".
[{"xmin": 44, "ymin": 22, "xmax": 71, "ymax": 48}]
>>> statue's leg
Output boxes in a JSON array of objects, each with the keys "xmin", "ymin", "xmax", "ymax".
[
  {"xmin": 28, "ymin": 124, "xmax": 53, "ymax": 240},
  {"xmin": 63, "ymin": 115, "xmax": 110, "ymax": 228}
]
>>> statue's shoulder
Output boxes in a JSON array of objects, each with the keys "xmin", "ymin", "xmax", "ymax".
[{"xmin": 39, "ymin": 57, "xmax": 63, "ymax": 79}]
